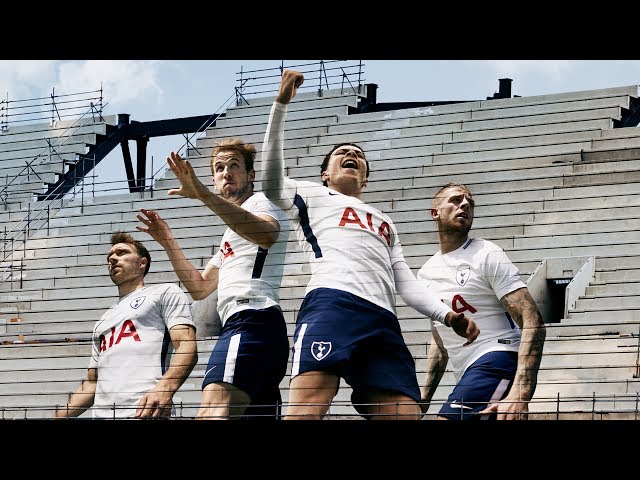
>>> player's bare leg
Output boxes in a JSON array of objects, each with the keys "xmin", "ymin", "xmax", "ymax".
[
  {"xmin": 197, "ymin": 382, "xmax": 250, "ymax": 420},
  {"xmin": 356, "ymin": 387, "xmax": 422, "ymax": 420},
  {"xmin": 284, "ymin": 371, "xmax": 340, "ymax": 420}
]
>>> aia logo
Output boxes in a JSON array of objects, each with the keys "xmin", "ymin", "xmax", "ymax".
[
  {"xmin": 99, "ymin": 319, "xmax": 141, "ymax": 352},
  {"xmin": 338, "ymin": 207, "xmax": 391, "ymax": 246},
  {"xmin": 221, "ymin": 241, "xmax": 235, "ymax": 259},
  {"xmin": 311, "ymin": 341, "xmax": 332, "ymax": 360},
  {"xmin": 130, "ymin": 296, "xmax": 145, "ymax": 309}
]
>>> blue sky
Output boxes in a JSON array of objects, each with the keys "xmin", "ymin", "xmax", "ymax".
[{"xmin": 2, "ymin": 59, "xmax": 640, "ymax": 193}]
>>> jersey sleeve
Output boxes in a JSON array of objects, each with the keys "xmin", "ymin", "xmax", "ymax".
[
  {"xmin": 159, "ymin": 284, "xmax": 195, "ymax": 329},
  {"xmin": 484, "ymin": 245, "xmax": 526, "ymax": 300},
  {"xmin": 207, "ymin": 249, "xmax": 223, "ymax": 269}
]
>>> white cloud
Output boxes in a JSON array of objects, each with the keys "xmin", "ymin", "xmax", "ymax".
[
  {"xmin": 0, "ymin": 60, "xmax": 59, "ymax": 99},
  {"xmin": 486, "ymin": 60, "xmax": 575, "ymax": 80},
  {"xmin": 54, "ymin": 60, "xmax": 163, "ymax": 111}
]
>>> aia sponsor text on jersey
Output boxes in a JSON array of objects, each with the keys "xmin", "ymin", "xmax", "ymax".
[
  {"xmin": 338, "ymin": 207, "xmax": 392, "ymax": 246},
  {"xmin": 99, "ymin": 319, "xmax": 141, "ymax": 352}
]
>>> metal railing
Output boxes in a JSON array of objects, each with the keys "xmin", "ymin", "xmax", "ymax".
[
  {"xmin": 235, "ymin": 60, "xmax": 365, "ymax": 105},
  {"xmin": 0, "ymin": 86, "xmax": 103, "ymax": 132},
  {"xmin": 3, "ymin": 392, "xmax": 640, "ymax": 419}
]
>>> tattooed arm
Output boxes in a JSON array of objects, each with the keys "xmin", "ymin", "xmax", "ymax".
[{"xmin": 480, "ymin": 287, "xmax": 546, "ymax": 419}]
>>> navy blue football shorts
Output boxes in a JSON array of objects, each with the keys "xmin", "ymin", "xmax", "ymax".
[
  {"xmin": 437, "ymin": 350, "xmax": 518, "ymax": 420},
  {"xmin": 291, "ymin": 287, "xmax": 420, "ymax": 410},
  {"xmin": 202, "ymin": 305, "xmax": 290, "ymax": 415}
]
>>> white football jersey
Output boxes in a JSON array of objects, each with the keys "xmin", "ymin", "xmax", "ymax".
[
  {"xmin": 89, "ymin": 283, "xmax": 194, "ymax": 418},
  {"xmin": 276, "ymin": 179, "xmax": 402, "ymax": 314},
  {"xmin": 417, "ymin": 238, "xmax": 526, "ymax": 379},
  {"xmin": 207, "ymin": 192, "xmax": 289, "ymax": 324}
]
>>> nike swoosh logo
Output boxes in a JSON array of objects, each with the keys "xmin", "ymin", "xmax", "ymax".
[
  {"xmin": 450, "ymin": 402, "xmax": 473, "ymax": 410},
  {"xmin": 328, "ymin": 191, "xmax": 338, "ymax": 195},
  {"xmin": 204, "ymin": 366, "xmax": 217, "ymax": 377}
]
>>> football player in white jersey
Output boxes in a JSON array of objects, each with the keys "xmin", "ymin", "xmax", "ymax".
[
  {"xmin": 136, "ymin": 138, "xmax": 290, "ymax": 420},
  {"xmin": 418, "ymin": 182, "xmax": 546, "ymax": 420},
  {"xmin": 262, "ymin": 69, "xmax": 479, "ymax": 420},
  {"xmin": 54, "ymin": 231, "xmax": 198, "ymax": 419}
]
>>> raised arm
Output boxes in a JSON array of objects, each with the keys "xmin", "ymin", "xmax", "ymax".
[
  {"xmin": 167, "ymin": 152, "xmax": 279, "ymax": 249},
  {"xmin": 480, "ymin": 287, "xmax": 546, "ymax": 419},
  {"xmin": 54, "ymin": 368, "xmax": 97, "ymax": 418},
  {"xmin": 261, "ymin": 69, "xmax": 304, "ymax": 210},
  {"xmin": 136, "ymin": 208, "xmax": 219, "ymax": 300},
  {"xmin": 393, "ymin": 260, "xmax": 479, "ymax": 344},
  {"xmin": 135, "ymin": 324, "xmax": 198, "ymax": 418}
]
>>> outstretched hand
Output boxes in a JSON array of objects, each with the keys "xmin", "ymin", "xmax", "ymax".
[
  {"xmin": 167, "ymin": 151, "xmax": 207, "ymax": 200},
  {"xmin": 135, "ymin": 208, "xmax": 174, "ymax": 246},
  {"xmin": 276, "ymin": 69, "xmax": 304, "ymax": 105},
  {"xmin": 445, "ymin": 311, "xmax": 479, "ymax": 345}
]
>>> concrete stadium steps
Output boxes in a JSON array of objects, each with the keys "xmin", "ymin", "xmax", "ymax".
[
  {"xmin": 188, "ymin": 136, "xmax": 314, "ymax": 161},
  {"xmin": 222, "ymin": 85, "xmax": 367, "ymax": 117},
  {"xmin": 550, "ymin": 177, "xmax": 640, "ymax": 203},
  {"xmin": 191, "ymin": 118, "xmax": 614, "ymax": 167},
  {"xmin": 202, "ymin": 85, "xmax": 360, "ymax": 138},
  {"xmin": 0, "ymin": 339, "xmax": 93, "ymax": 418},
  {"xmin": 214, "ymin": 105, "xmax": 350, "ymax": 132},
  {"xmin": 2, "ymin": 175, "xmax": 58, "ymax": 196},
  {"xmin": 0, "ymin": 344, "xmax": 90, "ymax": 371},
  {"xmin": 298, "ymin": 137, "xmax": 596, "ymax": 170},
  {"xmin": 326, "ymin": 114, "xmax": 616, "ymax": 145},
  {"xmin": 12, "ymin": 271, "xmax": 182, "ymax": 292},
  {"xmin": 0, "ymin": 115, "xmax": 116, "ymax": 140},
  {"xmin": 288, "ymin": 147, "xmax": 640, "ymax": 196},
  {"xmin": 0, "ymin": 117, "xmax": 117, "ymax": 214},
  {"xmin": 581, "ymin": 271, "xmax": 640, "ymax": 295},
  {"xmin": 333, "ymin": 107, "xmax": 623, "ymax": 144},
  {"xmin": 1, "ymin": 154, "xmax": 80, "ymax": 181},
  {"xmin": 201, "ymin": 124, "xmax": 328, "ymax": 147},
  {"xmin": 595, "ymin": 267, "xmax": 640, "ymax": 285},
  {"xmin": 308, "ymin": 129, "xmax": 605, "ymax": 159},
  {"xmin": 207, "ymin": 115, "xmax": 339, "ymax": 138},
  {"xmin": 0, "ymin": 134, "xmax": 96, "ymax": 163},
  {"xmin": 196, "ymin": 88, "xmax": 626, "ymax": 169},
  {"xmin": 335, "ymin": 85, "xmax": 637, "ymax": 126}
]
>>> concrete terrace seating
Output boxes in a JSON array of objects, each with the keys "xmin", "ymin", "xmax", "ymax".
[
  {"xmin": 0, "ymin": 116, "xmax": 117, "ymax": 207},
  {"xmin": 0, "ymin": 82, "xmax": 639, "ymax": 419}
]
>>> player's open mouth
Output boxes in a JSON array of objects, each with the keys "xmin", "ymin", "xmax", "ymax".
[{"xmin": 342, "ymin": 160, "xmax": 358, "ymax": 169}]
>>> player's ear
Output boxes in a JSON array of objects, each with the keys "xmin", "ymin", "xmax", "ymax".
[
  {"xmin": 248, "ymin": 169, "xmax": 256, "ymax": 182},
  {"xmin": 430, "ymin": 208, "xmax": 439, "ymax": 220}
]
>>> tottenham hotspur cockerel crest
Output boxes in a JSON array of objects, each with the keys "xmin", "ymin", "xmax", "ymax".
[
  {"xmin": 456, "ymin": 267, "xmax": 471, "ymax": 286},
  {"xmin": 311, "ymin": 341, "xmax": 332, "ymax": 361}
]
